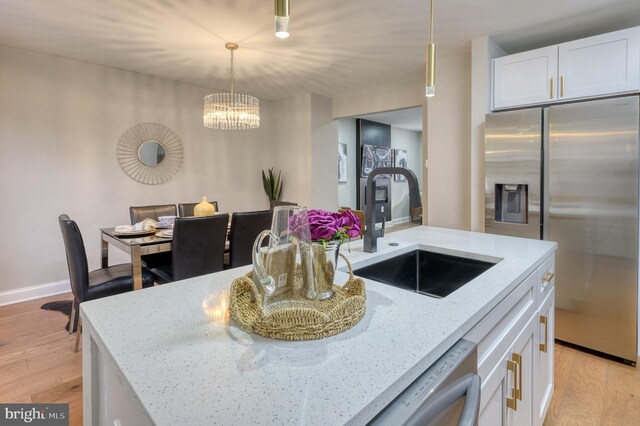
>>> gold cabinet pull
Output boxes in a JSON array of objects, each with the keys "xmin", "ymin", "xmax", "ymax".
[
  {"xmin": 542, "ymin": 272, "xmax": 555, "ymax": 283},
  {"xmin": 550, "ymin": 77, "xmax": 554, "ymax": 98},
  {"xmin": 512, "ymin": 353, "xmax": 522, "ymax": 401},
  {"xmin": 560, "ymin": 75, "xmax": 565, "ymax": 97},
  {"xmin": 540, "ymin": 315, "xmax": 548, "ymax": 353},
  {"xmin": 506, "ymin": 359, "xmax": 518, "ymax": 411}
]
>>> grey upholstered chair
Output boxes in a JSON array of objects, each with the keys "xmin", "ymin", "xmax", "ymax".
[
  {"xmin": 129, "ymin": 204, "xmax": 177, "ymax": 224},
  {"xmin": 178, "ymin": 201, "xmax": 219, "ymax": 217},
  {"xmin": 128, "ymin": 204, "xmax": 177, "ymax": 269}
]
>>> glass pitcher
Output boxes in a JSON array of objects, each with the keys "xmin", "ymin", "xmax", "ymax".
[{"xmin": 252, "ymin": 206, "xmax": 313, "ymax": 309}]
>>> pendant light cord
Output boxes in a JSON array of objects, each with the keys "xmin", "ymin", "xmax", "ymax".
[
  {"xmin": 230, "ymin": 49, "xmax": 235, "ymax": 95},
  {"xmin": 429, "ymin": 0, "xmax": 434, "ymax": 43}
]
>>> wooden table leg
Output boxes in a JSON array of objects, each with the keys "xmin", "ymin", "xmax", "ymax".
[
  {"xmin": 101, "ymin": 237, "xmax": 109, "ymax": 268},
  {"xmin": 131, "ymin": 245, "xmax": 143, "ymax": 290}
]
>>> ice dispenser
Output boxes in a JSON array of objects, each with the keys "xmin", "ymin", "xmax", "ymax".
[{"xmin": 495, "ymin": 184, "xmax": 527, "ymax": 224}]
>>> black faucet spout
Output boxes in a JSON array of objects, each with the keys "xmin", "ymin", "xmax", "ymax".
[{"xmin": 363, "ymin": 167, "xmax": 421, "ymax": 253}]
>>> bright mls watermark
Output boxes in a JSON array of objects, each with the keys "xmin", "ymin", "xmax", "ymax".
[{"xmin": 0, "ymin": 404, "xmax": 68, "ymax": 425}]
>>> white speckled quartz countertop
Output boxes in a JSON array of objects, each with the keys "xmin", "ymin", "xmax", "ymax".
[{"xmin": 80, "ymin": 226, "xmax": 556, "ymax": 425}]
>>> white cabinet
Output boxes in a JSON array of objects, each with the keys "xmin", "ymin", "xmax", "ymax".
[
  {"xmin": 558, "ymin": 27, "xmax": 640, "ymax": 100},
  {"xmin": 467, "ymin": 253, "xmax": 555, "ymax": 426},
  {"xmin": 493, "ymin": 46, "xmax": 558, "ymax": 109},
  {"xmin": 479, "ymin": 315, "xmax": 536, "ymax": 426},
  {"xmin": 492, "ymin": 26, "xmax": 640, "ymax": 109},
  {"xmin": 534, "ymin": 287, "xmax": 555, "ymax": 426}
]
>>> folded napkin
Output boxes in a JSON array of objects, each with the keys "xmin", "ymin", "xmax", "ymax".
[
  {"xmin": 158, "ymin": 215, "xmax": 176, "ymax": 227},
  {"xmin": 115, "ymin": 218, "xmax": 159, "ymax": 233}
]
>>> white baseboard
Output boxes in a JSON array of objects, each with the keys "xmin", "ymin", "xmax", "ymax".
[
  {"xmin": 0, "ymin": 280, "xmax": 71, "ymax": 307},
  {"xmin": 391, "ymin": 216, "xmax": 411, "ymax": 226}
]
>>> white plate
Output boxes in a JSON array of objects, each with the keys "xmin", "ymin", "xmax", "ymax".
[{"xmin": 155, "ymin": 230, "xmax": 173, "ymax": 238}]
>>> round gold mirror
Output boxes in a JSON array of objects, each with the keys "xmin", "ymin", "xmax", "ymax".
[{"xmin": 117, "ymin": 123, "xmax": 183, "ymax": 185}]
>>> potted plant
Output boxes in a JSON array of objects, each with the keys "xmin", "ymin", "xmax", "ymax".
[{"xmin": 262, "ymin": 167, "xmax": 283, "ymax": 208}]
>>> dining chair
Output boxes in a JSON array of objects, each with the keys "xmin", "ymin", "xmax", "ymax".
[
  {"xmin": 129, "ymin": 204, "xmax": 177, "ymax": 224},
  {"xmin": 150, "ymin": 214, "xmax": 229, "ymax": 284},
  {"xmin": 227, "ymin": 210, "xmax": 274, "ymax": 268},
  {"xmin": 178, "ymin": 200, "xmax": 219, "ymax": 217},
  {"xmin": 129, "ymin": 204, "xmax": 177, "ymax": 268},
  {"xmin": 58, "ymin": 214, "xmax": 154, "ymax": 352},
  {"xmin": 270, "ymin": 201, "xmax": 298, "ymax": 209}
]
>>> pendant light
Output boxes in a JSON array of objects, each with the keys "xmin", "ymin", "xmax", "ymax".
[
  {"xmin": 275, "ymin": 0, "xmax": 290, "ymax": 39},
  {"xmin": 425, "ymin": 0, "xmax": 436, "ymax": 97},
  {"xmin": 203, "ymin": 43, "xmax": 260, "ymax": 130}
]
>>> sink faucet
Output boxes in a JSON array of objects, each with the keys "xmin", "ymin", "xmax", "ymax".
[{"xmin": 363, "ymin": 167, "xmax": 421, "ymax": 253}]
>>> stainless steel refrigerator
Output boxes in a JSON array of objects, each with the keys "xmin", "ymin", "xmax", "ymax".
[{"xmin": 485, "ymin": 95, "xmax": 639, "ymax": 363}]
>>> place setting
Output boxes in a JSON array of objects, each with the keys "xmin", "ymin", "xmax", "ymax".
[{"xmin": 113, "ymin": 216, "xmax": 176, "ymax": 238}]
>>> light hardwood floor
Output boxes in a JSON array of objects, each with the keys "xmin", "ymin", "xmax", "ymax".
[
  {"xmin": 0, "ymin": 293, "xmax": 82, "ymax": 425},
  {"xmin": 544, "ymin": 342, "xmax": 640, "ymax": 425},
  {"xmin": 2, "ymin": 291, "xmax": 639, "ymax": 425}
]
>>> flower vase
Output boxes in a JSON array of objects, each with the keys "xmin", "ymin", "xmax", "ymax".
[
  {"xmin": 194, "ymin": 196, "xmax": 216, "ymax": 217},
  {"xmin": 310, "ymin": 240, "xmax": 340, "ymax": 300}
]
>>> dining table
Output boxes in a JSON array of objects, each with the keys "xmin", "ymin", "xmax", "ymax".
[
  {"xmin": 101, "ymin": 217, "xmax": 232, "ymax": 290},
  {"xmin": 100, "ymin": 228, "xmax": 172, "ymax": 290}
]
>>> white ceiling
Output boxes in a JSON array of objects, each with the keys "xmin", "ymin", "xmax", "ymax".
[
  {"xmin": 358, "ymin": 107, "xmax": 423, "ymax": 132},
  {"xmin": 1, "ymin": 0, "xmax": 640, "ymax": 100}
]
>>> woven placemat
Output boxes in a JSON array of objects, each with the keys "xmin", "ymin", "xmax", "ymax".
[{"xmin": 229, "ymin": 254, "xmax": 366, "ymax": 340}]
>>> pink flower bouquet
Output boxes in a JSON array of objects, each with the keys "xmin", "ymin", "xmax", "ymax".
[{"xmin": 307, "ymin": 209, "xmax": 361, "ymax": 243}]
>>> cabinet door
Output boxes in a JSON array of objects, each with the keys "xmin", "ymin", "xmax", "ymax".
[
  {"xmin": 558, "ymin": 27, "xmax": 640, "ymax": 100},
  {"xmin": 493, "ymin": 46, "xmax": 558, "ymax": 110},
  {"xmin": 507, "ymin": 315, "xmax": 535, "ymax": 426},
  {"xmin": 479, "ymin": 315, "xmax": 536, "ymax": 426},
  {"xmin": 535, "ymin": 288, "xmax": 555, "ymax": 426},
  {"xmin": 478, "ymin": 353, "xmax": 509, "ymax": 426}
]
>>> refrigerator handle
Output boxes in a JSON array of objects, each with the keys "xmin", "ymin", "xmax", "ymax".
[{"xmin": 542, "ymin": 108, "xmax": 549, "ymax": 241}]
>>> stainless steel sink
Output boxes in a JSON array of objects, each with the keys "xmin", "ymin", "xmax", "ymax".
[{"xmin": 353, "ymin": 249, "xmax": 497, "ymax": 298}]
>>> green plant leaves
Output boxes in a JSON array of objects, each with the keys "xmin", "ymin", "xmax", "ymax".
[{"xmin": 262, "ymin": 167, "xmax": 283, "ymax": 201}]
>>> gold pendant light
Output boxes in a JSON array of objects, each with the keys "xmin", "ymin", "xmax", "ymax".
[
  {"xmin": 425, "ymin": 0, "xmax": 436, "ymax": 97},
  {"xmin": 275, "ymin": 0, "xmax": 290, "ymax": 39},
  {"xmin": 203, "ymin": 43, "xmax": 260, "ymax": 130}
]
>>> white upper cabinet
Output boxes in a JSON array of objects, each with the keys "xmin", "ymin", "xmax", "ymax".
[
  {"xmin": 493, "ymin": 46, "xmax": 558, "ymax": 109},
  {"xmin": 558, "ymin": 27, "xmax": 640, "ymax": 100},
  {"xmin": 492, "ymin": 27, "xmax": 640, "ymax": 110}
]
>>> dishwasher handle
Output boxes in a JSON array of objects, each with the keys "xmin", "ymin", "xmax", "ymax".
[{"xmin": 405, "ymin": 373, "xmax": 481, "ymax": 426}]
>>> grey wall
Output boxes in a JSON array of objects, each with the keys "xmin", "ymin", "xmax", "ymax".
[
  {"xmin": 337, "ymin": 118, "xmax": 357, "ymax": 209},
  {"xmin": 0, "ymin": 44, "xmax": 276, "ymax": 295}
]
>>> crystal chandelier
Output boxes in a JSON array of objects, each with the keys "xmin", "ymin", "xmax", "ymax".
[{"xmin": 204, "ymin": 43, "xmax": 260, "ymax": 129}]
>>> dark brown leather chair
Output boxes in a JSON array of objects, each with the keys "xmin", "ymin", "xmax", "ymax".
[
  {"xmin": 227, "ymin": 210, "xmax": 273, "ymax": 268},
  {"xmin": 129, "ymin": 204, "xmax": 177, "ymax": 224},
  {"xmin": 58, "ymin": 214, "xmax": 154, "ymax": 351},
  {"xmin": 178, "ymin": 201, "xmax": 219, "ymax": 217},
  {"xmin": 150, "ymin": 214, "xmax": 229, "ymax": 284}
]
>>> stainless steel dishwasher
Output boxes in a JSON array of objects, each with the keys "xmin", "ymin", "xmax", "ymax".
[{"xmin": 369, "ymin": 339, "xmax": 480, "ymax": 426}]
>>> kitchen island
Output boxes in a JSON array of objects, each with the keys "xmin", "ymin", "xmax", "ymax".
[{"xmin": 80, "ymin": 226, "xmax": 556, "ymax": 425}]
